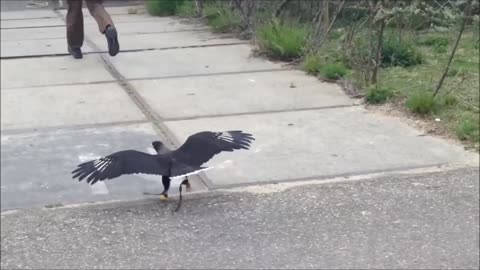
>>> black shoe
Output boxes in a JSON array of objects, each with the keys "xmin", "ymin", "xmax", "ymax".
[
  {"xmin": 104, "ymin": 25, "xmax": 119, "ymax": 56},
  {"xmin": 68, "ymin": 46, "xmax": 83, "ymax": 59}
]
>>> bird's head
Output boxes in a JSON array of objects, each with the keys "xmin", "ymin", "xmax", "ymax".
[{"xmin": 151, "ymin": 141, "xmax": 163, "ymax": 153}]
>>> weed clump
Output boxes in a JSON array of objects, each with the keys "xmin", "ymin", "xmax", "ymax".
[
  {"xmin": 257, "ymin": 20, "xmax": 308, "ymax": 61},
  {"xmin": 319, "ymin": 63, "xmax": 347, "ymax": 80},
  {"xmin": 204, "ymin": 5, "xmax": 241, "ymax": 33},
  {"xmin": 456, "ymin": 117, "xmax": 480, "ymax": 146},
  {"xmin": 302, "ymin": 54, "xmax": 322, "ymax": 74},
  {"xmin": 365, "ymin": 86, "xmax": 394, "ymax": 104},
  {"xmin": 405, "ymin": 91, "xmax": 437, "ymax": 115},
  {"xmin": 146, "ymin": 0, "xmax": 185, "ymax": 16},
  {"xmin": 382, "ymin": 40, "xmax": 423, "ymax": 67}
]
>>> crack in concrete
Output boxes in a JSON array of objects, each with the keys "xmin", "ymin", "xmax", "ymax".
[
  {"xmin": 163, "ymin": 104, "xmax": 359, "ymax": 122},
  {"xmin": 0, "ymin": 24, "xmax": 65, "ymax": 30},
  {"xmin": 1, "ymin": 69, "xmax": 290, "ymax": 90},
  {"xmin": 0, "ymin": 105, "xmax": 358, "ymax": 136},
  {"xmin": 0, "ymin": 42, "xmax": 248, "ymax": 60},
  {"xmin": 0, "ymin": 120, "xmax": 150, "ymax": 136},
  {"xmin": 0, "ymin": 28, "xmax": 212, "ymax": 42}
]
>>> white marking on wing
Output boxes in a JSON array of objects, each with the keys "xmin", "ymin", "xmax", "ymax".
[
  {"xmin": 78, "ymin": 155, "xmax": 110, "ymax": 195},
  {"xmin": 219, "ymin": 132, "xmax": 235, "ymax": 143},
  {"xmin": 170, "ymin": 167, "xmax": 213, "ymax": 179},
  {"xmin": 146, "ymin": 148, "xmax": 157, "ymax": 155},
  {"xmin": 96, "ymin": 159, "xmax": 111, "ymax": 172}
]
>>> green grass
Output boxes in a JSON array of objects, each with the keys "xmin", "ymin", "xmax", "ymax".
[
  {"xmin": 456, "ymin": 117, "xmax": 480, "ymax": 142},
  {"xmin": 381, "ymin": 39, "xmax": 423, "ymax": 67},
  {"xmin": 406, "ymin": 91, "xmax": 437, "ymax": 115},
  {"xmin": 146, "ymin": 0, "xmax": 185, "ymax": 16},
  {"xmin": 365, "ymin": 86, "xmax": 394, "ymax": 104},
  {"xmin": 176, "ymin": 1, "xmax": 197, "ymax": 17},
  {"xmin": 440, "ymin": 95, "xmax": 458, "ymax": 107},
  {"xmin": 302, "ymin": 54, "xmax": 322, "ymax": 74},
  {"xmin": 418, "ymin": 36, "xmax": 449, "ymax": 47},
  {"xmin": 204, "ymin": 5, "xmax": 241, "ymax": 33},
  {"xmin": 257, "ymin": 20, "xmax": 308, "ymax": 61},
  {"xmin": 319, "ymin": 63, "xmax": 347, "ymax": 80}
]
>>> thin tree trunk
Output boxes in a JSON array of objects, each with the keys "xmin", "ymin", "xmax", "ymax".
[
  {"xmin": 315, "ymin": 0, "xmax": 346, "ymax": 49},
  {"xmin": 195, "ymin": 0, "xmax": 204, "ymax": 17},
  {"xmin": 311, "ymin": 6, "xmax": 323, "ymax": 24},
  {"xmin": 371, "ymin": 18, "xmax": 386, "ymax": 84},
  {"xmin": 323, "ymin": 0, "xmax": 330, "ymax": 33},
  {"xmin": 433, "ymin": 0, "xmax": 471, "ymax": 97}
]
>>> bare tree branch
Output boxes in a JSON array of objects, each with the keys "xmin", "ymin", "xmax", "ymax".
[
  {"xmin": 433, "ymin": 0, "xmax": 472, "ymax": 97},
  {"xmin": 371, "ymin": 16, "xmax": 386, "ymax": 84}
]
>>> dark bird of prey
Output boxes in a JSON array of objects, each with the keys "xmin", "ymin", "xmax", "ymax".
[{"xmin": 71, "ymin": 130, "xmax": 255, "ymax": 211}]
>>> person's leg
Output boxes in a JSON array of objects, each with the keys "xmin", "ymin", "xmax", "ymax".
[
  {"xmin": 85, "ymin": 0, "xmax": 119, "ymax": 56},
  {"xmin": 66, "ymin": 0, "xmax": 84, "ymax": 59}
]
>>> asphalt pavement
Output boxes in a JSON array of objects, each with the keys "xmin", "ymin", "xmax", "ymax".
[{"xmin": 2, "ymin": 167, "xmax": 479, "ymax": 269}]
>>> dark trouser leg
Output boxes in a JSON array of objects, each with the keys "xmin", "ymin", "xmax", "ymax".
[
  {"xmin": 66, "ymin": 0, "xmax": 84, "ymax": 48},
  {"xmin": 85, "ymin": 0, "xmax": 119, "ymax": 56},
  {"xmin": 85, "ymin": 0, "xmax": 113, "ymax": 33}
]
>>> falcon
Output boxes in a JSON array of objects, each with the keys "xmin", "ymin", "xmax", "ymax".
[{"xmin": 71, "ymin": 130, "xmax": 254, "ymax": 211}]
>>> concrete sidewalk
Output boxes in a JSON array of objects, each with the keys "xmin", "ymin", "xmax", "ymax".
[{"xmin": 1, "ymin": 5, "xmax": 478, "ymax": 211}]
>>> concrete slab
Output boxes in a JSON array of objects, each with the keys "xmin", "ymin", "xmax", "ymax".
[
  {"xmin": 89, "ymin": 30, "xmax": 242, "ymax": 52},
  {"xmin": 102, "ymin": 20, "xmax": 206, "ymax": 35},
  {"xmin": 1, "ymin": 83, "xmax": 146, "ymax": 131},
  {"xmin": 0, "ymin": 26, "xmax": 67, "ymax": 41},
  {"xmin": 0, "ymin": 17, "xmax": 64, "ymax": 28},
  {"xmin": 134, "ymin": 71, "xmax": 354, "ymax": 119},
  {"xmin": 1, "ymin": 20, "xmax": 204, "ymax": 41},
  {"xmin": 0, "ymin": 9, "xmax": 57, "ymax": 20},
  {"xmin": 165, "ymin": 107, "xmax": 474, "ymax": 187},
  {"xmin": 84, "ymin": 13, "xmax": 176, "ymax": 24},
  {"xmin": 108, "ymin": 44, "xmax": 282, "ymax": 80},
  {"xmin": 0, "ymin": 123, "xmax": 206, "ymax": 210},
  {"xmin": 1, "ymin": 38, "xmax": 95, "ymax": 58},
  {"xmin": 58, "ymin": 6, "xmax": 144, "ymax": 17},
  {"xmin": 1, "ymin": 54, "xmax": 114, "ymax": 89}
]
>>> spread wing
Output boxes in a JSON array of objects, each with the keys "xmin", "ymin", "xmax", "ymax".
[
  {"xmin": 71, "ymin": 150, "xmax": 170, "ymax": 185},
  {"xmin": 171, "ymin": 130, "xmax": 254, "ymax": 167}
]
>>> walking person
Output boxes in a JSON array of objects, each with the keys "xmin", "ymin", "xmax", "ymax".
[{"xmin": 66, "ymin": 0, "xmax": 120, "ymax": 59}]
